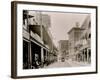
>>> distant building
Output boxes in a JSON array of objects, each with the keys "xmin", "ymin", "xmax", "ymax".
[
  {"xmin": 27, "ymin": 11, "xmax": 51, "ymax": 28},
  {"xmin": 42, "ymin": 14, "xmax": 51, "ymax": 28},
  {"xmin": 58, "ymin": 40, "xmax": 69, "ymax": 59},
  {"xmin": 68, "ymin": 26, "xmax": 84, "ymax": 60}
]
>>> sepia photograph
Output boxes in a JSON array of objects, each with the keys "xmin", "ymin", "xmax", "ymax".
[
  {"xmin": 11, "ymin": 1, "xmax": 97, "ymax": 78},
  {"xmin": 23, "ymin": 10, "xmax": 91, "ymax": 69}
]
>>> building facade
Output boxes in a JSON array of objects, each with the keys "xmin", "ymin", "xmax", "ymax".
[
  {"xmin": 58, "ymin": 40, "xmax": 69, "ymax": 60},
  {"xmin": 68, "ymin": 27, "xmax": 84, "ymax": 60},
  {"xmin": 74, "ymin": 15, "xmax": 91, "ymax": 63},
  {"xmin": 23, "ymin": 10, "xmax": 57, "ymax": 69},
  {"xmin": 68, "ymin": 15, "xmax": 91, "ymax": 63}
]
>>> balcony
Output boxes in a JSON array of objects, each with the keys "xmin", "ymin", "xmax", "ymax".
[{"xmin": 30, "ymin": 31, "xmax": 43, "ymax": 44}]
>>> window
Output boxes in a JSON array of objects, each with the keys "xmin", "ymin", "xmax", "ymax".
[
  {"xmin": 88, "ymin": 21, "xmax": 91, "ymax": 28},
  {"xmin": 88, "ymin": 33, "xmax": 91, "ymax": 38}
]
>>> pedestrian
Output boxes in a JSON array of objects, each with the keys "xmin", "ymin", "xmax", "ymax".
[{"xmin": 33, "ymin": 53, "xmax": 41, "ymax": 69}]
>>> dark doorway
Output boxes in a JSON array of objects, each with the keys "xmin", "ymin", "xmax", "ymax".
[
  {"xmin": 31, "ymin": 42, "xmax": 41, "ymax": 68},
  {"xmin": 23, "ymin": 40, "xmax": 29, "ymax": 69}
]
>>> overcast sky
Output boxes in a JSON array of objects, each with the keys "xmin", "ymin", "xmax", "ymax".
[{"xmin": 42, "ymin": 12, "xmax": 89, "ymax": 47}]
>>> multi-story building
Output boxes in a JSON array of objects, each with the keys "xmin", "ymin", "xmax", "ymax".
[
  {"xmin": 27, "ymin": 11, "xmax": 51, "ymax": 28},
  {"xmin": 42, "ymin": 14, "xmax": 51, "ymax": 29},
  {"xmin": 68, "ymin": 25, "xmax": 84, "ymax": 60},
  {"xmin": 23, "ymin": 10, "xmax": 57, "ymax": 69},
  {"xmin": 58, "ymin": 40, "xmax": 69, "ymax": 60},
  {"xmin": 68, "ymin": 15, "xmax": 91, "ymax": 63},
  {"xmin": 74, "ymin": 15, "xmax": 91, "ymax": 63}
]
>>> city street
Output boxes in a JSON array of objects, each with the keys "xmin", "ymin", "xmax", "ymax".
[
  {"xmin": 22, "ymin": 10, "xmax": 91, "ymax": 70},
  {"xmin": 44, "ymin": 59, "xmax": 90, "ymax": 68}
]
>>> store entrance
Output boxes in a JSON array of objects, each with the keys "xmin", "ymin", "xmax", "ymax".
[{"xmin": 31, "ymin": 42, "xmax": 41, "ymax": 69}]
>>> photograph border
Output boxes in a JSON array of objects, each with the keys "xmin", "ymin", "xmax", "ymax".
[{"xmin": 11, "ymin": 1, "xmax": 98, "ymax": 79}]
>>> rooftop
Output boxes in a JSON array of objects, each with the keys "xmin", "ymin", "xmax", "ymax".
[{"xmin": 68, "ymin": 27, "xmax": 84, "ymax": 34}]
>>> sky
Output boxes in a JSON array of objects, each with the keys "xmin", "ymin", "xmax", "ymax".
[{"xmin": 42, "ymin": 12, "xmax": 89, "ymax": 47}]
